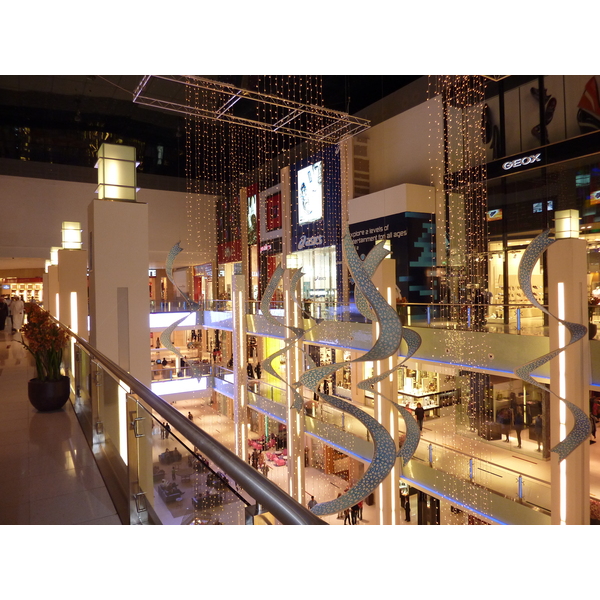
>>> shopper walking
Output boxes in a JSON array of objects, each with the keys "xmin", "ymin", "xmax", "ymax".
[
  {"xmin": 415, "ymin": 402, "xmax": 425, "ymax": 431},
  {"xmin": 307, "ymin": 496, "xmax": 317, "ymax": 510},
  {"xmin": 0, "ymin": 297, "xmax": 8, "ymax": 331},
  {"xmin": 514, "ymin": 407, "xmax": 524, "ymax": 448},
  {"xmin": 499, "ymin": 408, "xmax": 512, "ymax": 442},
  {"xmin": 343, "ymin": 507, "xmax": 352, "ymax": 525},
  {"xmin": 10, "ymin": 295, "xmax": 24, "ymax": 332}
]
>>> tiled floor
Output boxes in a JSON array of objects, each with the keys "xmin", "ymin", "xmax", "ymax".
[{"xmin": 0, "ymin": 329, "xmax": 120, "ymax": 525}]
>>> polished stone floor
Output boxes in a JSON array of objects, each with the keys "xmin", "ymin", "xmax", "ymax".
[{"xmin": 0, "ymin": 329, "xmax": 120, "ymax": 525}]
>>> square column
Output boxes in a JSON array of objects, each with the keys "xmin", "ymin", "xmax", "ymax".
[
  {"xmin": 371, "ymin": 257, "xmax": 401, "ymax": 525},
  {"xmin": 284, "ymin": 266, "xmax": 305, "ymax": 503},
  {"xmin": 548, "ymin": 238, "xmax": 590, "ymax": 525},
  {"xmin": 232, "ymin": 272, "xmax": 249, "ymax": 460},
  {"xmin": 88, "ymin": 199, "xmax": 150, "ymax": 387},
  {"xmin": 57, "ymin": 249, "xmax": 88, "ymax": 340},
  {"xmin": 45, "ymin": 264, "xmax": 59, "ymax": 318}
]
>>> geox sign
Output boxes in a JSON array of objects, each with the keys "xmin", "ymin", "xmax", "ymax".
[{"xmin": 502, "ymin": 153, "xmax": 542, "ymax": 171}]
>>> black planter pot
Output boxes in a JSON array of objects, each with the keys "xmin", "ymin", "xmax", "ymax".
[{"xmin": 27, "ymin": 375, "xmax": 71, "ymax": 412}]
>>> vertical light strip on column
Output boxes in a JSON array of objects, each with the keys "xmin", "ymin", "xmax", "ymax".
[
  {"xmin": 55, "ymin": 293, "xmax": 60, "ymax": 320},
  {"xmin": 237, "ymin": 289, "xmax": 246, "ymax": 454},
  {"xmin": 387, "ymin": 286, "xmax": 394, "ymax": 380},
  {"xmin": 118, "ymin": 385, "xmax": 128, "ymax": 464},
  {"xmin": 558, "ymin": 281, "xmax": 567, "ymax": 525},
  {"xmin": 70, "ymin": 292, "xmax": 78, "ymax": 334}
]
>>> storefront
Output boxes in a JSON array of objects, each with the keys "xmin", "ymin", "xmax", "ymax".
[
  {"xmin": 361, "ymin": 361, "xmax": 457, "ymax": 415},
  {"xmin": 258, "ymin": 183, "xmax": 283, "ymax": 299},
  {"xmin": 2, "ymin": 277, "xmax": 43, "ymax": 303},
  {"xmin": 290, "ymin": 147, "xmax": 342, "ymax": 304},
  {"xmin": 258, "ymin": 238, "xmax": 283, "ymax": 303},
  {"xmin": 193, "ymin": 263, "xmax": 213, "ymax": 303},
  {"xmin": 482, "ymin": 76, "xmax": 600, "ymax": 328}
]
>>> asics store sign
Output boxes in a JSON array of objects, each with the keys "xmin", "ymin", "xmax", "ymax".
[{"xmin": 502, "ymin": 153, "xmax": 542, "ymax": 171}]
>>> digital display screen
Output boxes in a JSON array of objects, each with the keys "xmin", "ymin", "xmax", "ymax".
[
  {"xmin": 486, "ymin": 208, "xmax": 503, "ymax": 221},
  {"xmin": 247, "ymin": 193, "xmax": 257, "ymax": 244},
  {"xmin": 298, "ymin": 161, "xmax": 323, "ymax": 224}
]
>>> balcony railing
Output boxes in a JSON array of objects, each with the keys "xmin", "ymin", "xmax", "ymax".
[
  {"xmin": 58, "ymin": 320, "xmax": 325, "ymax": 525},
  {"xmin": 150, "ymin": 299, "xmax": 578, "ymax": 338}
]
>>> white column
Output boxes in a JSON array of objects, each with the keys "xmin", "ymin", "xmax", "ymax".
[
  {"xmin": 548, "ymin": 238, "xmax": 590, "ymax": 525},
  {"xmin": 57, "ymin": 249, "xmax": 88, "ymax": 340},
  {"xmin": 46, "ymin": 264, "xmax": 59, "ymax": 318},
  {"xmin": 371, "ymin": 257, "xmax": 401, "ymax": 525},
  {"xmin": 232, "ymin": 272, "xmax": 248, "ymax": 460},
  {"xmin": 88, "ymin": 199, "xmax": 150, "ymax": 387},
  {"xmin": 284, "ymin": 266, "xmax": 305, "ymax": 503}
]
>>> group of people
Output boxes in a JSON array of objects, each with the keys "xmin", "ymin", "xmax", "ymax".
[
  {"xmin": 160, "ymin": 421, "xmax": 171, "ymax": 439},
  {"xmin": 497, "ymin": 405, "xmax": 542, "ymax": 451},
  {"xmin": 249, "ymin": 448, "xmax": 271, "ymax": 478},
  {"xmin": 0, "ymin": 295, "xmax": 24, "ymax": 333},
  {"xmin": 247, "ymin": 361, "xmax": 262, "ymax": 379},
  {"xmin": 341, "ymin": 501, "xmax": 363, "ymax": 525}
]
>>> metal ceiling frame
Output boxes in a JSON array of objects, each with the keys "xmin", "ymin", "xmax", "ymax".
[{"xmin": 132, "ymin": 75, "xmax": 371, "ymax": 144}]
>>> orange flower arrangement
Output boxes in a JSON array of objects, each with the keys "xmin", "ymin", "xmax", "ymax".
[{"xmin": 20, "ymin": 304, "xmax": 70, "ymax": 381}]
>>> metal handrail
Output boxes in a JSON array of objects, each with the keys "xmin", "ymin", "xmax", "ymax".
[{"xmin": 58, "ymin": 320, "xmax": 326, "ymax": 525}]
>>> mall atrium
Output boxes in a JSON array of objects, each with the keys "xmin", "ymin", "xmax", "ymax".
[{"xmin": 1, "ymin": 75, "xmax": 600, "ymax": 527}]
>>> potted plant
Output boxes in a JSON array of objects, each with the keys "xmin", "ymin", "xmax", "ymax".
[
  {"xmin": 20, "ymin": 303, "xmax": 71, "ymax": 411},
  {"xmin": 590, "ymin": 498, "xmax": 600, "ymax": 525}
]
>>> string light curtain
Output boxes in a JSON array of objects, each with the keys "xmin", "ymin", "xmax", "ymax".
[{"xmin": 427, "ymin": 75, "xmax": 494, "ymax": 522}]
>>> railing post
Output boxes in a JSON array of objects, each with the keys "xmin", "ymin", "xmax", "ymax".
[
  {"xmin": 518, "ymin": 475, "xmax": 524, "ymax": 502},
  {"xmin": 469, "ymin": 458, "xmax": 474, "ymax": 483},
  {"xmin": 516, "ymin": 307, "xmax": 521, "ymax": 331},
  {"xmin": 427, "ymin": 305, "xmax": 431, "ymax": 326},
  {"xmin": 428, "ymin": 443, "xmax": 433, "ymax": 467}
]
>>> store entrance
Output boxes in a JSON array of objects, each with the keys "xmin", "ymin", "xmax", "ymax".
[{"xmin": 417, "ymin": 491, "xmax": 440, "ymax": 525}]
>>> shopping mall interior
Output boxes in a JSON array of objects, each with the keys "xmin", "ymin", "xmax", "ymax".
[{"xmin": 2, "ymin": 73, "xmax": 600, "ymax": 542}]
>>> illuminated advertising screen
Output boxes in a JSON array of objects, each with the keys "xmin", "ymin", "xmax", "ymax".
[
  {"xmin": 247, "ymin": 193, "xmax": 257, "ymax": 244},
  {"xmin": 590, "ymin": 190, "xmax": 600, "ymax": 205},
  {"xmin": 297, "ymin": 161, "xmax": 323, "ymax": 224}
]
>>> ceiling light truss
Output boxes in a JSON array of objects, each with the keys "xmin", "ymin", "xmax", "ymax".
[{"xmin": 133, "ymin": 75, "xmax": 370, "ymax": 144}]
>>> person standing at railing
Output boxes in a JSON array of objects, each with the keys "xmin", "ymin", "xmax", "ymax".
[
  {"xmin": 254, "ymin": 362, "xmax": 261, "ymax": 379},
  {"xmin": 397, "ymin": 295, "xmax": 408, "ymax": 326}
]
